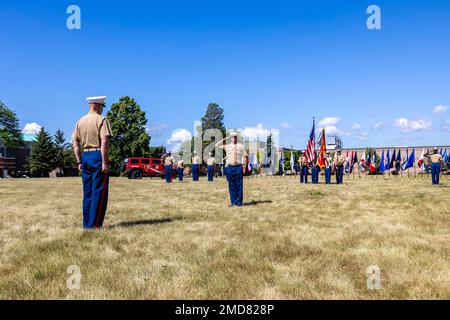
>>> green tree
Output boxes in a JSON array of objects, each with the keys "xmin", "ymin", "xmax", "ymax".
[
  {"xmin": 197, "ymin": 103, "xmax": 226, "ymax": 157},
  {"xmin": 28, "ymin": 128, "xmax": 57, "ymax": 177},
  {"xmin": 201, "ymin": 103, "xmax": 226, "ymax": 135},
  {"xmin": 148, "ymin": 146, "xmax": 166, "ymax": 158},
  {"xmin": 54, "ymin": 129, "xmax": 76, "ymax": 173},
  {"xmin": 106, "ymin": 96, "xmax": 151, "ymax": 175},
  {"xmin": 54, "ymin": 129, "xmax": 69, "ymax": 167},
  {"xmin": 0, "ymin": 101, "xmax": 24, "ymax": 148}
]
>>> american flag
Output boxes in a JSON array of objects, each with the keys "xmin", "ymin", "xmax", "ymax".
[{"xmin": 305, "ymin": 119, "xmax": 316, "ymax": 164}]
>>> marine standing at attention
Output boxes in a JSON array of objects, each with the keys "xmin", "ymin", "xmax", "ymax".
[
  {"xmin": 324, "ymin": 152, "xmax": 333, "ymax": 184},
  {"xmin": 311, "ymin": 159, "xmax": 319, "ymax": 184},
  {"xmin": 177, "ymin": 158, "xmax": 185, "ymax": 181},
  {"xmin": 206, "ymin": 152, "xmax": 216, "ymax": 181},
  {"xmin": 161, "ymin": 151, "xmax": 174, "ymax": 183},
  {"xmin": 72, "ymin": 96, "xmax": 113, "ymax": 230},
  {"xmin": 428, "ymin": 147, "xmax": 443, "ymax": 185},
  {"xmin": 299, "ymin": 154, "xmax": 308, "ymax": 184},
  {"xmin": 335, "ymin": 150, "xmax": 346, "ymax": 184},
  {"xmin": 215, "ymin": 132, "xmax": 247, "ymax": 206},
  {"xmin": 192, "ymin": 151, "xmax": 201, "ymax": 181}
]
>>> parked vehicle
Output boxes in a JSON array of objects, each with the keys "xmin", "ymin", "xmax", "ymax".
[{"xmin": 123, "ymin": 157, "xmax": 164, "ymax": 179}]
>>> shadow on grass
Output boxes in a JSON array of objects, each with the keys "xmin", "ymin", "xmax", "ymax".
[
  {"xmin": 107, "ymin": 217, "xmax": 180, "ymax": 229},
  {"xmin": 243, "ymin": 200, "xmax": 273, "ymax": 206}
]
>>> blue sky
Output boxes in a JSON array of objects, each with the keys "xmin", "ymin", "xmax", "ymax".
[{"xmin": 1, "ymin": 0, "xmax": 449, "ymax": 150}]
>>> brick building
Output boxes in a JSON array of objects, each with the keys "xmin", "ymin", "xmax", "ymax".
[{"xmin": 0, "ymin": 134, "xmax": 36, "ymax": 177}]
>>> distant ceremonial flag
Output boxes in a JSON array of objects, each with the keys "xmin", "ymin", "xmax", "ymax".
[
  {"xmin": 359, "ymin": 150, "xmax": 366, "ymax": 172},
  {"xmin": 390, "ymin": 149, "xmax": 396, "ymax": 170},
  {"xmin": 402, "ymin": 149, "xmax": 415, "ymax": 171},
  {"xmin": 350, "ymin": 151, "xmax": 358, "ymax": 174},
  {"xmin": 401, "ymin": 149, "xmax": 409, "ymax": 171},
  {"xmin": 316, "ymin": 129, "xmax": 326, "ymax": 169},
  {"xmin": 368, "ymin": 151, "xmax": 376, "ymax": 174},
  {"xmin": 385, "ymin": 150, "xmax": 391, "ymax": 171},
  {"xmin": 279, "ymin": 150, "xmax": 285, "ymax": 174},
  {"xmin": 418, "ymin": 148, "xmax": 425, "ymax": 172},
  {"xmin": 443, "ymin": 149, "xmax": 448, "ymax": 163},
  {"xmin": 396, "ymin": 149, "xmax": 402, "ymax": 171},
  {"xmin": 348, "ymin": 150, "xmax": 354, "ymax": 173},
  {"xmin": 305, "ymin": 119, "xmax": 316, "ymax": 164},
  {"xmin": 290, "ymin": 148, "xmax": 295, "ymax": 173},
  {"xmin": 345, "ymin": 150, "xmax": 350, "ymax": 173},
  {"xmin": 380, "ymin": 150, "xmax": 385, "ymax": 173}
]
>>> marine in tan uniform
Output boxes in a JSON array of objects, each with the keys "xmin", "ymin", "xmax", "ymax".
[
  {"xmin": 192, "ymin": 151, "xmax": 201, "ymax": 181},
  {"xmin": 161, "ymin": 151, "xmax": 174, "ymax": 183},
  {"xmin": 215, "ymin": 132, "xmax": 247, "ymax": 206},
  {"xmin": 335, "ymin": 150, "xmax": 346, "ymax": 184},
  {"xmin": 299, "ymin": 154, "xmax": 308, "ymax": 183},
  {"xmin": 206, "ymin": 152, "xmax": 217, "ymax": 181},
  {"xmin": 428, "ymin": 147, "xmax": 443, "ymax": 185},
  {"xmin": 177, "ymin": 158, "xmax": 185, "ymax": 181},
  {"xmin": 324, "ymin": 152, "xmax": 333, "ymax": 184},
  {"xmin": 72, "ymin": 96, "xmax": 113, "ymax": 229}
]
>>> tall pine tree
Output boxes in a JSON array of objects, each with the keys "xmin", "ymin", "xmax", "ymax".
[
  {"xmin": 28, "ymin": 128, "xmax": 57, "ymax": 177},
  {"xmin": 54, "ymin": 129, "xmax": 69, "ymax": 167},
  {"xmin": 201, "ymin": 103, "xmax": 226, "ymax": 135},
  {"xmin": 53, "ymin": 129, "xmax": 76, "ymax": 173}
]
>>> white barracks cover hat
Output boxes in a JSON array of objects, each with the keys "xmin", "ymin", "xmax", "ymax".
[{"xmin": 86, "ymin": 96, "xmax": 107, "ymax": 104}]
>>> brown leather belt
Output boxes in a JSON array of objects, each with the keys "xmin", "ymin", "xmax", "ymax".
[{"xmin": 84, "ymin": 148, "xmax": 101, "ymax": 152}]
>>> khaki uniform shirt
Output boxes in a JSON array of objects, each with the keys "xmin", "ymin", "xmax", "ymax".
[
  {"xmin": 429, "ymin": 153, "xmax": 443, "ymax": 164},
  {"xmin": 207, "ymin": 157, "xmax": 216, "ymax": 166},
  {"xmin": 325, "ymin": 156, "xmax": 333, "ymax": 168},
  {"xmin": 298, "ymin": 156, "xmax": 307, "ymax": 167},
  {"xmin": 162, "ymin": 155, "xmax": 174, "ymax": 166},
  {"xmin": 71, "ymin": 111, "xmax": 113, "ymax": 149},
  {"xmin": 220, "ymin": 143, "xmax": 247, "ymax": 166},
  {"xmin": 336, "ymin": 155, "xmax": 346, "ymax": 166},
  {"xmin": 177, "ymin": 160, "xmax": 185, "ymax": 169},
  {"xmin": 192, "ymin": 155, "xmax": 201, "ymax": 165}
]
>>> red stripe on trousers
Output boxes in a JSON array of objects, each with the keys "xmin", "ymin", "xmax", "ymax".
[{"xmin": 95, "ymin": 174, "xmax": 108, "ymax": 228}]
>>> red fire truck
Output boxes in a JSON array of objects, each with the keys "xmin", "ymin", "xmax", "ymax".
[{"xmin": 123, "ymin": 157, "xmax": 165, "ymax": 179}]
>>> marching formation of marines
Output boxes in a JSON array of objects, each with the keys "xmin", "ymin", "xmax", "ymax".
[{"xmin": 71, "ymin": 96, "xmax": 447, "ymax": 228}]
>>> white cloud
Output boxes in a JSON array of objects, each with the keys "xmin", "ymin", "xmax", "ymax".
[
  {"xmin": 319, "ymin": 117, "xmax": 340, "ymax": 127},
  {"xmin": 394, "ymin": 118, "xmax": 432, "ymax": 133},
  {"xmin": 167, "ymin": 128, "xmax": 192, "ymax": 145},
  {"xmin": 317, "ymin": 117, "xmax": 350, "ymax": 136},
  {"xmin": 22, "ymin": 122, "xmax": 42, "ymax": 135},
  {"xmin": 239, "ymin": 123, "xmax": 271, "ymax": 140},
  {"xmin": 351, "ymin": 123, "xmax": 361, "ymax": 130},
  {"xmin": 433, "ymin": 105, "xmax": 448, "ymax": 114},
  {"xmin": 280, "ymin": 122, "xmax": 290, "ymax": 129}
]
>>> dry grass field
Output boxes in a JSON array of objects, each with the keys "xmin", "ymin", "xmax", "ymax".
[{"xmin": 0, "ymin": 175, "xmax": 449, "ymax": 300}]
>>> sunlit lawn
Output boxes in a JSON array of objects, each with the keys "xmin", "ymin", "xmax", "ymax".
[{"xmin": 0, "ymin": 174, "xmax": 449, "ymax": 299}]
